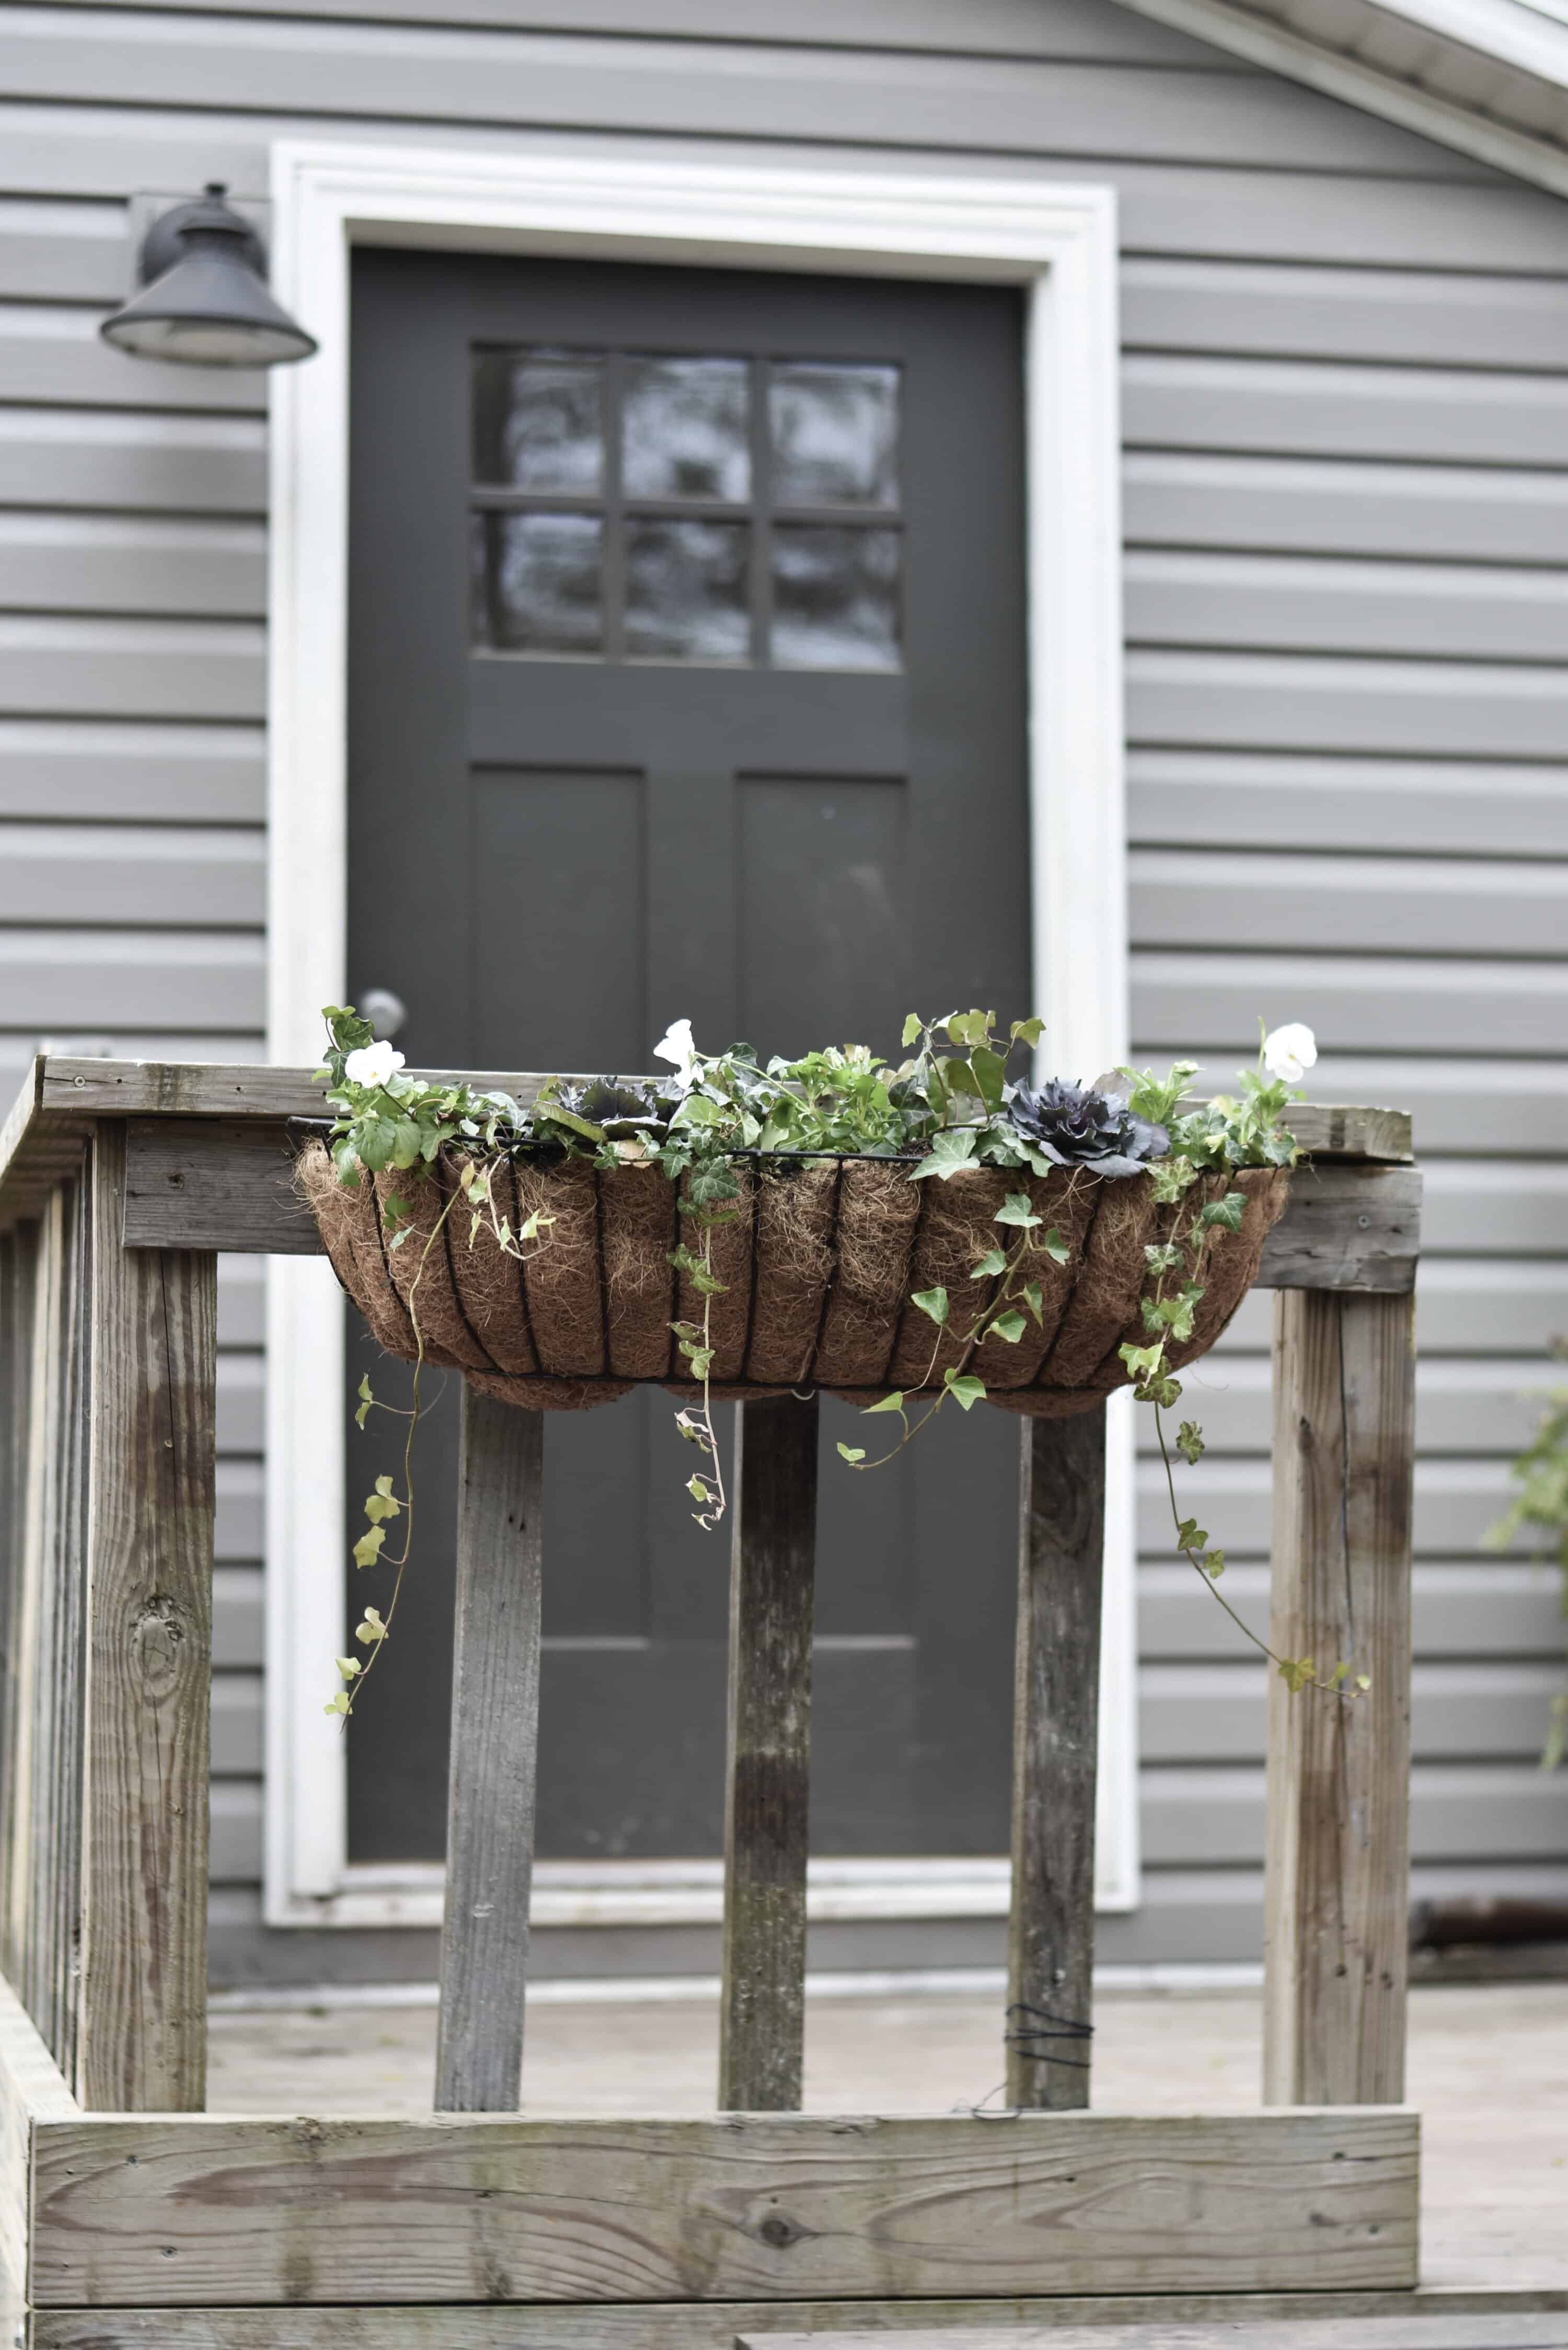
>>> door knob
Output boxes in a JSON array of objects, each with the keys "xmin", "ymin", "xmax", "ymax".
[{"xmin": 357, "ymin": 986, "xmax": 407, "ymax": 1040}]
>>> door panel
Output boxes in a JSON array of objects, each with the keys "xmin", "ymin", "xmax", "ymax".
[{"xmin": 347, "ymin": 248, "xmax": 1027, "ymax": 1869}]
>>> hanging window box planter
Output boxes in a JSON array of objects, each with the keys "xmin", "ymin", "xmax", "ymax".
[
  {"xmin": 299, "ymin": 1133, "xmax": 1290, "ymax": 1420},
  {"xmin": 301, "ymin": 1007, "xmax": 1335, "ymax": 1713}
]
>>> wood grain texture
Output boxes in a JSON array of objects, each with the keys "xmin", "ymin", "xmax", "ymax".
[
  {"xmin": 751, "ymin": 2328, "xmax": 1568, "ymax": 2350},
  {"xmin": 1008, "ymin": 1410, "xmax": 1105, "ymax": 2112},
  {"xmin": 1264, "ymin": 1290, "xmax": 1417, "ymax": 2107},
  {"xmin": 79, "ymin": 1127, "xmax": 215, "ymax": 2113},
  {"xmin": 27, "ymin": 2107, "xmax": 1419, "ymax": 2306},
  {"xmin": 720, "ymin": 1395, "xmax": 819, "ymax": 2114},
  {"xmin": 434, "ymin": 1395, "xmax": 543, "ymax": 2115},
  {"xmin": 24, "ymin": 1180, "xmax": 88, "ymax": 2086},
  {"xmin": 0, "ymin": 1971, "xmax": 77, "ymax": 2308},
  {"xmin": 0, "ymin": 1180, "xmax": 90, "ymax": 2087},
  {"xmin": 1255, "ymin": 1164, "xmax": 1421, "ymax": 1293},
  {"xmin": 122, "ymin": 1119, "xmax": 314, "ymax": 1252},
  {"xmin": 34, "ymin": 2291, "xmax": 1567, "ymax": 2350}
]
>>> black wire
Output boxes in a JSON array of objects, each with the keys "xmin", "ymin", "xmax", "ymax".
[{"xmin": 1003, "ymin": 2000, "xmax": 1094, "ymax": 2070}]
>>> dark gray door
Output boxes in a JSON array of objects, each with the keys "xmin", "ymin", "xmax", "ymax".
[{"xmin": 347, "ymin": 249, "xmax": 1028, "ymax": 1870}]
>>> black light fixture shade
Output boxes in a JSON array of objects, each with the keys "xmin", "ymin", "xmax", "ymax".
[{"xmin": 100, "ymin": 184, "xmax": 318, "ymax": 369}]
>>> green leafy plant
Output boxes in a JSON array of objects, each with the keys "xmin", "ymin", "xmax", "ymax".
[
  {"xmin": 1484, "ymin": 1342, "xmax": 1568, "ymax": 1768},
  {"xmin": 316, "ymin": 1005, "xmax": 1346, "ymax": 1718}
]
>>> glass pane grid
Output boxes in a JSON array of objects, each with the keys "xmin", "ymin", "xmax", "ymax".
[{"xmin": 471, "ymin": 344, "xmax": 903, "ymax": 671}]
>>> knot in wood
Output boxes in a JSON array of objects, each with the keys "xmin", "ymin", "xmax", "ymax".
[
  {"xmin": 755, "ymin": 2209, "xmax": 810, "ymax": 2251},
  {"xmin": 131, "ymin": 1595, "xmax": 187, "ymax": 1685}
]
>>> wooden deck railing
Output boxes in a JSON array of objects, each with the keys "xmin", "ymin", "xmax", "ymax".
[{"xmin": 0, "ymin": 1057, "xmax": 1424, "ymax": 2326}]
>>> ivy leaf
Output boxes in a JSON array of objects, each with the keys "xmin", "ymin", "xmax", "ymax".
[
  {"xmin": 363, "ymin": 1473, "xmax": 401, "ymax": 1524},
  {"xmin": 836, "ymin": 1442, "xmax": 867, "ymax": 1464},
  {"xmin": 1355, "ymin": 1674, "xmax": 1372, "ymax": 1692},
  {"xmin": 902, "ymin": 1012, "xmax": 923, "ymax": 1047},
  {"xmin": 967, "ymin": 1046, "xmax": 1007, "ymax": 1112},
  {"xmin": 863, "ymin": 1391, "xmax": 905, "ymax": 1415},
  {"xmin": 1023, "ymin": 1280, "xmax": 1044, "ymax": 1323},
  {"xmin": 1037, "ymin": 1226, "xmax": 1070, "ymax": 1265},
  {"xmin": 356, "ymin": 1117, "xmax": 398, "ymax": 1172},
  {"xmin": 970, "ymin": 1246, "xmax": 1007, "ymax": 1280},
  {"xmin": 324, "ymin": 1692, "xmax": 351, "ymax": 1718},
  {"xmin": 673, "ymin": 1410, "xmax": 712, "ymax": 1450},
  {"xmin": 1176, "ymin": 1517, "xmax": 1208, "ymax": 1552},
  {"xmin": 1200, "ymin": 1191, "xmax": 1247, "ymax": 1235},
  {"xmin": 1120, "ymin": 1341, "xmax": 1165, "ymax": 1380},
  {"xmin": 987, "ymin": 1310, "xmax": 1027, "ymax": 1344},
  {"xmin": 1145, "ymin": 1241, "xmax": 1184, "ymax": 1274},
  {"xmin": 355, "ymin": 1373, "xmax": 374, "ymax": 1430},
  {"xmin": 686, "ymin": 1160, "xmax": 741, "ymax": 1208},
  {"xmin": 1201, "ymin": 1548, "xmax": 1226, "ymax": 1579},
  {"xmin": 1277, "ymin": 1655, "xmax": 1317, "ymax": 1695},
  {"xmin": 352, "ymin": 1524, "xmax": 386, "ymax": 1569},
  {"xmin": 994, "ymin": 1192, "xmax": 1041, "ymax": 1229},
  {"xmin": 911, "ymin": 1127, "xmax": 977, "ymax": 1182},
  {"xmin": 1010, "ymin": 1016, "xmax": 1044, "ymax": 1049},
  {"xmin": 333, "ymin": 1655, "xmax": 362, "ymax": 1679},
  {"xmin": 686, "ymin": 1476, "xmax": 713, "ymax": 1504},
  {"xmin": 355, "ymin": 1607, "xmax": 387, "ymax": 1644},
  {"xmin": 943, "ymin": 1369, "xmax": 987, "ymax": 1411},
  {"xmin": 912, "ymin": 1286, "xmax": 949, "ymax": 1327},
  {"xmin": 1176, "ymin": 1419, "xmax": 1205, "ymax": 1466}
]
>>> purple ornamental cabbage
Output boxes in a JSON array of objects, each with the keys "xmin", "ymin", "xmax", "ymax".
[{"xmin": 1003, "ymin": 1076, "xmax": 1168, "ymax": 1179}]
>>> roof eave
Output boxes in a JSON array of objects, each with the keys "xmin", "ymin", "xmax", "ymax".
[{"xmin": 1106, "ymin": 0, "xmax": 1568, "ymax": 203}]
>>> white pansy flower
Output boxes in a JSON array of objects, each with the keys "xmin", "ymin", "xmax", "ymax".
[
  {"xmin": 343, "ymin": 1040, "xmax": 406, "ymax": 1088},
  {"xmin": 1263, "ymin": 1023, "xmax": 1317, "ymax": 1085},
  {"xmin": 653, "ymin": 1017, "xmax": 699, "ymax": 1090}
]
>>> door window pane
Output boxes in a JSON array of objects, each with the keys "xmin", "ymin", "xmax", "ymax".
[
  {"xmin": 474, "ymin": 511, "xmax": 603, "ymax": 655},
  {"xmin": 623, "ymin": 356, "xmax": 750, "ymax": 502},
  {"xmin": 771, "ymin": 525, "xmax": 900, "ymax": 671},
  {"xmin": 472, "ymin": 351, "xmax": 603, "ymax": 492},
  {"xmin": 770, "ymin": 363, "xmax": 899, "ymax": 508},
  {"xmin": 625, "ymin": 519, "xmax": 750, "ymax": 661}
]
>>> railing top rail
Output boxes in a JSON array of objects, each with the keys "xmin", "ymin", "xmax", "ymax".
[{"xmin": 0, "ymin": 1056, "xmax": 1415, "ymax": 1237}]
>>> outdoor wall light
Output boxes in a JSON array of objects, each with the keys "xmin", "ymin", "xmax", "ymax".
[{"xmin": 100, "ymin": 183, "xmax": 318, "ymax": 368}]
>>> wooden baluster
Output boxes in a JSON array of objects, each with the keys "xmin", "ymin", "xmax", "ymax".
[
  {"xmin": 1264, "ymin": 1289, "xmax": 1416, "ymax": 2106},
  {"xmin": 1007, "ymin": 1407, "xmax": 1105, "ymax": 2111},
  {"xmin": 0, "ymin": 1217, "xmax": 40, "ymax": 2005},
  {"xmin": 79, "ymin": 1125, "xmax": 216, "ymax": 2111},
  {"xmin": 719, "ymin": 1392, "xmax": 818, "ymax": 2113},
  {"xmin": 435, "ymin": 1392, "xmax": 544, "ymax": 2113}
]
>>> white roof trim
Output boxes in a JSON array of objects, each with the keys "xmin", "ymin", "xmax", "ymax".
[{"xmin": 1109, "ymin": 0, "xmax": 1568, "ymax": 204}]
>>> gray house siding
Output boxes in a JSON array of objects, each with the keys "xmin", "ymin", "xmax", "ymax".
[{"xmin": 0, "ymin": 0, "xmax": 1564, "ymax": 1980}]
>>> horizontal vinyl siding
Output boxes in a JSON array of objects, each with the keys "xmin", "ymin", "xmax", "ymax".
[
  {"xmin": 1122, "ymin": 216, "xmax": 1568, "ymax": 1948},
  {"xmin": 0, "ymin": 0, "xmax": 1563, "ymax": 1974}
]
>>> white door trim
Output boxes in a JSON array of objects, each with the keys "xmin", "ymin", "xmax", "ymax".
[{"xmin": 263, "ymin": 138, "xmax": 1135, "ymax": 1930}]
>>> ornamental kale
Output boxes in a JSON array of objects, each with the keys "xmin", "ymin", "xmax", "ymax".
[{"xmin": 1003, "ymin": 1075, "xmax": 1168, "ymax": 1178}]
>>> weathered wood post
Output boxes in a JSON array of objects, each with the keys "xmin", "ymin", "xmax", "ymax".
[
  {"xmin": 80, "ymin": 1123, "xmax": 216, "ymax": 2111},
  {"xmin": 1007, "ymin": 1406, "xmax": 1106, "ymax": 2110},
  {"xmin": 1263, "ymin": 1286, "xmax": 1417, "ymax": 2106},
  {"xmin": 719, "ymin": 1392, "xmax": 819, "ymax": 2112},
  {"xmin": 435, "ymin": 1391, "xmax": 545, "ymax": 2112}
]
